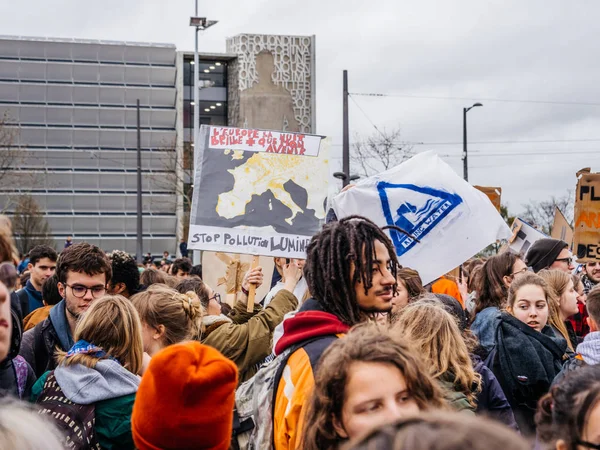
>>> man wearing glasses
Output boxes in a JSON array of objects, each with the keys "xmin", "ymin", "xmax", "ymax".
[
  {"xmin": 20, "ymin": 243, "xmax": 112, "ymax": 377},
  {"xmin": 525, "ymin": 238, "xmax": 575, "ymax": 274}
]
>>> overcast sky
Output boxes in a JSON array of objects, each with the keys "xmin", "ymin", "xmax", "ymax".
[{"xmin": 2, "ymin": 0, "xmax": 599, "ymax": 216}]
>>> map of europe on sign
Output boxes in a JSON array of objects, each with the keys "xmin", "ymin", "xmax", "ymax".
[{"xmin": 188, "ymin": 125, "xmax": 330, "ymax": 258}]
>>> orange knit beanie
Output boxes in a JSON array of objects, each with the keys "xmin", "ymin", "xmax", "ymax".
[{"xmin": 132, "ymin": 341, "xmax": 238, "ymax": 450}]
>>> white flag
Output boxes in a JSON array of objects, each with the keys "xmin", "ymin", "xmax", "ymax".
[{"xmin": 332, "ymin": 151, "xmax": 512, "ymax": 285}]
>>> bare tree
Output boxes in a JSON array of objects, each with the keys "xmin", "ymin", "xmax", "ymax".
[
  {"xmin": 0, "ymin": 111, "xmax": 22, "ymax": 190},
  {"xmin": 11, "ymin": 195, "xmax": 55, "ymax": 254},
  {"xmin": 147, "ymin": 141, "xmax": 192, "ymax": 240},
  {"xmin": 351, "ymin": 126, "xmax": 414, "ymax": 177},
  {"xmin": 521, "ymin": 191, "xmax": 574, "ymax": 235}
]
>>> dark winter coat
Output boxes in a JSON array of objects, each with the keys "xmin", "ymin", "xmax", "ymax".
[
  {"xmin": 0, "ymin": 306, "xmax": 37, "ymax": 398},
  {"xmin": 472, "ymin": 354, "xmax": 518, "ymax": 430},
  {"xmin": 19, "ymin": 300, "xmax": 74, "ymax": 378},
  {"xmin": 489, "ymin": 312, "xmax": 566, "ymax": 437}
]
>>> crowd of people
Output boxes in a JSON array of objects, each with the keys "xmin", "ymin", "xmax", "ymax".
[{"xmin": 0, "ymin": 214, "xmax": 599, "ymax": 450}]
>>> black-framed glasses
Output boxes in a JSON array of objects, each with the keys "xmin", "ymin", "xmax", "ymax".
[
  {"xmin": 66, "ymin": 284, "xmax": 106, "ymax": 299},
  {"xmin": 576, "ymin": 440, "xmax": 600, "ymax": 449},
  {"xmin": 510, "ymin": 267, "xmax": 531, "ymax": 277},
  {"xmin": 209, "ymin": 293, "xmax": 222, "ymax": 305},
  {"xmin": 555, "ymin": 256, "xmax": 574, "ymax": 266}
]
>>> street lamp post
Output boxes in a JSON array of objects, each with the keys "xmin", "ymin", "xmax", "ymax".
[
  {"xmin": 462, "ymin": 102, "xmax": 483, "ymax": 182},
  {"xmin": 189, "ymin": 2, "xmax": 217, "ymax": 264},
  {"xmin": 190, "ymin": 5, "xmax": 218, "ymax": 153},
  {"xmin": 333, "ymin": 172, "xmax": 360, "ymax": 185}
]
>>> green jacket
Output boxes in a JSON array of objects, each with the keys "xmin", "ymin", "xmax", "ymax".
[
  {"xmin": 439, "ymin": 380, "xmax": 476, "ymax": 414},
  {"xmin": 32, "ymin": 371, "xmax": 137, "ymax": 449},
  {"xmin": 202, "ymin": 289, "xmax": 298, "ymax": 383}
]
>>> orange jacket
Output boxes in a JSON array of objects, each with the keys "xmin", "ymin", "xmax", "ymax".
[
  {"xmin": 23, "ymin": 305, "xmax": 52, "ymax": 332},
  {"xmin": 273, "ymin": 300, "xmax": 349, "ymax": 450},
  {"xmin": 431, "ymin": 277, "xmax": 463, "ymax": 307}
]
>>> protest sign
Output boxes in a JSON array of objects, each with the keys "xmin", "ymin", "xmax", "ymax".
[
  {"xmin": 201, "ymin": 252, "xmax": 274, "ymax": 306},
  {"xmin": 188, "ymin": 125, "xmax": 330, "ymax": 258},
  {"xmin": 474, "ymin": 186, "xmax": 502, "ymax": 212},
  {"xmin": 574, "ymin": 168, "xmax": 600, "ymax": 262},
  {"xmin": 551, "ymin": 207, "xmax": 573, "ymax": 248},
  {"xmin": 505, "ymin": 217, "xmax": 548, "ymax": 257},
  {"xmin": 331, "ymin": 151, "xmax": 512, "ymax": 285}
]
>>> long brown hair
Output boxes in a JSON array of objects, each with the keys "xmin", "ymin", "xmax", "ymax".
[
  {"xmin": 55, "ymin": 295, "xmax": 143, "ymax": 374},
  {"xmin": 131, "ymin": 285, "xmax": 203, "ymax": 346},
  {"xmin": 474, "ymin": 252, "xmax": 521, "ymax": 315},
  {"xmin": 301, "ymin": 325, "xmax": 447, "ymax": 450},
  {"xmin": 397, "ymin": 268, "xmax": 425, "ymax": 301},
  {"xmin": 391, "ymin": 301, "xmax": 482, "ymax": 407},
  {"xmin": 537, "ymin": 269, "xmax": 575, "ymax": 351}
]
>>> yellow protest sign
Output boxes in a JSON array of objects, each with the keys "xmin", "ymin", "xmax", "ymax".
[{"xmin": 574, "ymin": 168, "xmax": 600, "ymax": 262}]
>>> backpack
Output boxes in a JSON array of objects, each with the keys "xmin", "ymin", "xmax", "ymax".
[
  {"xmin": 16, "ymin": 288, "xmax": 29, "ymax": 319},
  {"xmin": 36, "ymin": 372, "xmax": 101, "ymax": 450},
  {"xmin": 12, "ymin": 356, "xmax": 28, "ymax": 399},
  {"xmin": 232, "ymin": 336, "xmax": 336, "ymax": 450}
]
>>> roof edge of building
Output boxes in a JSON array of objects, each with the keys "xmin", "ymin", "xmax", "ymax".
[{"xmin": 0, "ymin": 34, "xmax": 176, "ymax": 49}]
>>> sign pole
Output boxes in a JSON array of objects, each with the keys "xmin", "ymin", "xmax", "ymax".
[{"xmin": 247, "ymin": 255, "xmax": 260, "ymax": 312}]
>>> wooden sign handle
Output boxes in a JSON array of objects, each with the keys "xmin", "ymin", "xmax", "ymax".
[{"xmin": 246, "ymin": 255, "xmax": 260, "ymax": 312}]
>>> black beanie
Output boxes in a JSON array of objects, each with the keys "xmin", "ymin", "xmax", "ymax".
[{"xmin": 525, "ymin": 238, "xmax": 568, "ymax": 273}]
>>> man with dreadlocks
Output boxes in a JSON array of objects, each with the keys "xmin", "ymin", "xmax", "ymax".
[{"xmin": 271, "ymin": 215, "xmax": 397, "ymax": 450}]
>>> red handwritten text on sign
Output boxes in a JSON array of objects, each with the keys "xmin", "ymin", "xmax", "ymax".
[{"xmin": 208, "ymin": 127, "xmax": 321, "ymax": 157}]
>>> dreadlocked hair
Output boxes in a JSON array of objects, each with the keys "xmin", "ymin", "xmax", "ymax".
[{"xmin": 304, "ymin": 215, "xmax": 399, "ymax": 326}]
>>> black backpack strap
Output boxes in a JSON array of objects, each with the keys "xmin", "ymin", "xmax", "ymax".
[
  {"xmin": 32, "ymin": 322, "xmax": 49, "ymax": 377},
  {"xmin": 16, "ymin": 289, "xmax": 29, "ymax": 319}
]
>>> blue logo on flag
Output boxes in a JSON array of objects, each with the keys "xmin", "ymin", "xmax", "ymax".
[{"xmin": 377, "ymin": 182, "xmax": 463, "ymax": 257}]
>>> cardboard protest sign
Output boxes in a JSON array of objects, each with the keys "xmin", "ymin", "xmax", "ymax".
[
  {"xmin": 474, "ymin": 186, "xmax": 502, "ymax": 212},
  {"xmin": 551, "ymin": 207, "xmax": 573, "ymax": 248},
  {"xmin": 201, "ymin": 252, "xmax": 274, "ymax": 306},
  {"xmin": 188, "ymin": 125, "xmax": 330, "ymax": 257},
  {"xmin": 505, "ymin": 217, "xmax": 548, "ymax": 257},
  {"xmin": 331, "ymin": 152, "xmax": 512, "ymax": 285},
  {"xmin": 574, "ymin": 168, "xmax": 600, "ymax": 262}
]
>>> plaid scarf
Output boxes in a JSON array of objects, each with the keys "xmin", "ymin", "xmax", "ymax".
[{"xmin": 582, "ymin": 274, "xmax": 598, "ymax": 295}]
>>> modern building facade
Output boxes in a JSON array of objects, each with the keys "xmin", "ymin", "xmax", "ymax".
[
  {"xmin": 0, "ymin": 36, "xmax": 178, "ymax": 255},
  {"xmin": 0, "ymin": 33, "xmax": 316, "ymax": 255}
]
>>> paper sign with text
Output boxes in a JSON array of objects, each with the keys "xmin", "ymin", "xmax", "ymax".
[
  {"xmin": 188, "ymin": 125, "xmax": 330, "ymax": 258},
  {"xmin": 574, "ymin": 168, "xmax": 600, "ymax": 262}
]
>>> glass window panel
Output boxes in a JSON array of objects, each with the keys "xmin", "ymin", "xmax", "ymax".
[
  {"xmin": 19, "ymin": 62, "xmax": 47, "ymax": 81},
  {"xmin": 73, "ymin": 85, "xmax": 99, "ymax": 104},
  {"xmin": 46, "ymin": 84, "xmax": 73, "ymax": 103},
  {"xmin": 46, "ymin": 63, "xmax": 73, "ymax": 82},
  {"xmin": 72, "ymin": 128, "xmax": 99, "ymax": 147},
  {"xmin": 45, "ymin": 106, "xmax": 72, "ymax": 125},
  {"xmin": 72, "ymin": 64, "xmax": 99, "ymax": 83},
  {"xmin": 47, "ymin": 128, "xmax": 73, "ymax": 146},
  {"xmin": 0, "ymin": 62, "xmax": 19, "ymax": 79},
  {"xmin": 0, "ymin": 82, "xmax": 19, "ymax": 102},
  {"xmin": 98, "ymin": 65, "xmax": 125, "ymax": 84},
  {"xmin": 19, "ymin": 84, "xmax": 46, "ymax": 102}
]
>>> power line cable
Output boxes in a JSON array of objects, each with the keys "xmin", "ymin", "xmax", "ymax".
[{"xmin": 350, "ymin": 92, "xmax": 600, "ymax": 107}]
